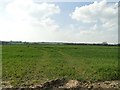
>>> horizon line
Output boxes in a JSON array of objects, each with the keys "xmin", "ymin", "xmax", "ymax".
[{"xmin": 0, "ymin": 40, "xmax": 118, "ymax": 44}]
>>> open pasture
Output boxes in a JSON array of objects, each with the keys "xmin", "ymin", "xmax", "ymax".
[{"xmin": 2, "ymin": 44, "xmax": 118, "ymax": 87}]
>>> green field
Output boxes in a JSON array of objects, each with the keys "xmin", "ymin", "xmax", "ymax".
[{"xmin": 2, "ymin": 44, "xmax": 118, "ymax": 87}]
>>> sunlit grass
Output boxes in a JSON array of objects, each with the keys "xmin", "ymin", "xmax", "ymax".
[{"xmin": 2, "ymin": 44, "xmax": 118, "ymax": 87}]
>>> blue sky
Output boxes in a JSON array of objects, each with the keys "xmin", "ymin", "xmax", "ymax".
[
  {"xmin": 0, "ymin": 0, "xmax": 118, "ymax": 43},
  {"xmin": 51, "ymin": 2, "xmax": 92, "ymax": 27}
]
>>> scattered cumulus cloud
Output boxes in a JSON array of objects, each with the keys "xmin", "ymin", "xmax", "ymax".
[
  {"xmin": 70, "ymin": 0, "xmax": 117, "ymax": 24},
  {"xmin": 0, "ymin": 0, "xmax": 118, "ymax": 43},
  {"xmin": 70, "ymin": 0, "xmax": 118, "ymax": 43},
  {"xmin": 6, "ymin": 0, "xmax": 60, "ymax": 21},
  {"xmin": 0, "ymin": 0, "xmax": 61, "ymax": 41}
]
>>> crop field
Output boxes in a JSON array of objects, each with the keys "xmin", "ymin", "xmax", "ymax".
[{"xmin": 2, "ymin": 44, "xmax": 118, "ymax": 87}]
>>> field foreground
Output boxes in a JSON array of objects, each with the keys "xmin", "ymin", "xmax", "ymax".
[
  {"xmin": 2, "ymin": 79, "xmax": 120, "ymax": 90},
  {"xmin": 2, "ymin": 44, "xmax": 118, "ymax": 88}
]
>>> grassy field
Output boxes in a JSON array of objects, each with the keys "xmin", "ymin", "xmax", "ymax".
[{"xmin": 2, "ymin": 44, "xmax": 118, "ymax": 87}]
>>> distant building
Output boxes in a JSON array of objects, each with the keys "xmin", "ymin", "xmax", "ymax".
[{"xmin": 102, "ymin": 42, "xmax": 108, "ymax": 45}]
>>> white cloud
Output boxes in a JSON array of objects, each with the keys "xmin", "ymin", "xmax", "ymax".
[
  {"xmin": 0, "ymin": 0, "xmax": 118, "ymax": 43},
  {"xmin": 70, "ymin": 0, "xmax": 118, "ymax": 43},
  {"xmin": 0, "ymin": 0, "xmax": 61, "ymax": 41},
  {"xmin": 70, "ymin": 0, "xmax": 117, "ymax": 24},
  {"xmin": 6, "ymin": 0, "xmax": 60, "ymax": 20}
]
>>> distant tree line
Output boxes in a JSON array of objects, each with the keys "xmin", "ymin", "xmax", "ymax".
[
  {"xmin": 0, "ymin": 41, "xmax": 118, "ymax": 46},
  {"xmin": 63, "ymin": 42, "xmax": 118, "ymax": 46}
]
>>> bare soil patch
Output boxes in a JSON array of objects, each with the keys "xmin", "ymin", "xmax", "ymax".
[{"xmin": 2, "ymin": 78, "xmax": 120, "ymax": 90}]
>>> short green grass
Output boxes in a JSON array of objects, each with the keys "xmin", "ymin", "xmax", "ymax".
[{"xmin": 2, "ymin": 44, "xmax": 118, "ymax": 87}]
